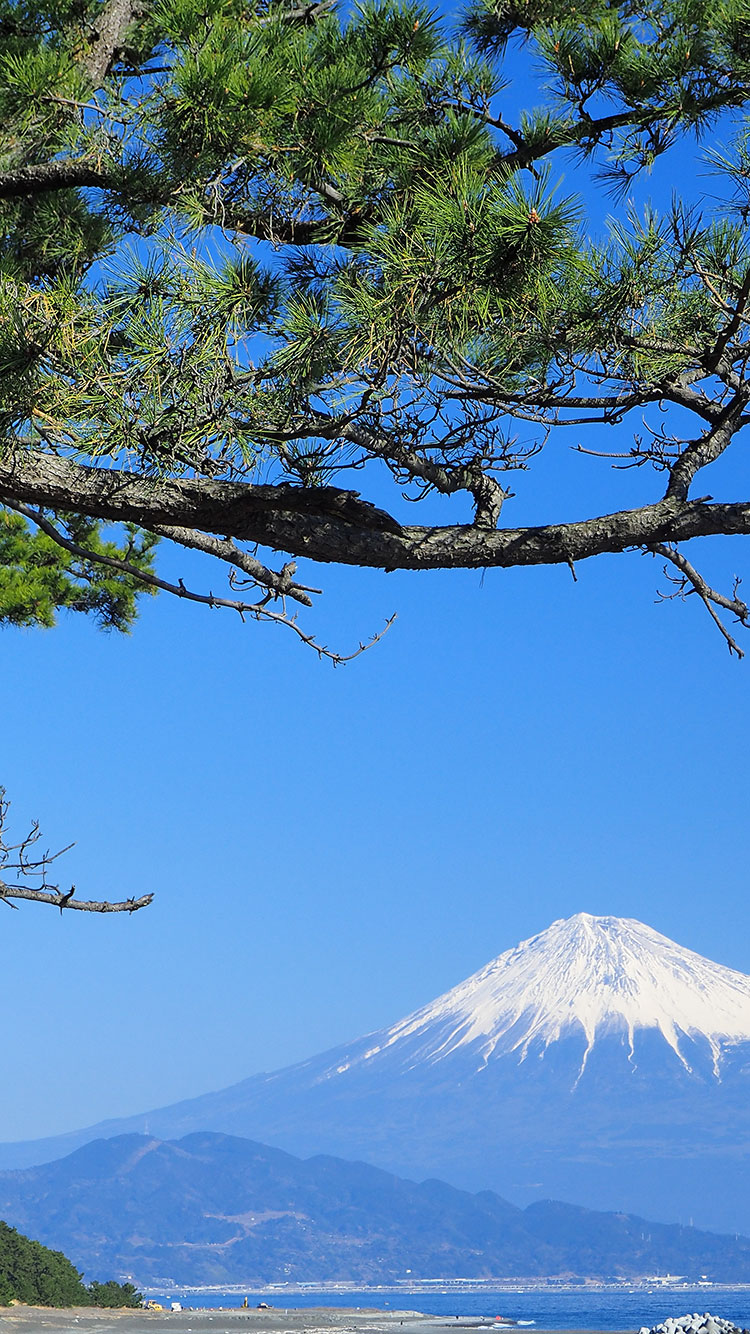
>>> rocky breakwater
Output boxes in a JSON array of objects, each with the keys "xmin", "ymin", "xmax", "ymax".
[{"xmin": 641, "ymin": 1315, "xmax": 750, "ymax": 1334}]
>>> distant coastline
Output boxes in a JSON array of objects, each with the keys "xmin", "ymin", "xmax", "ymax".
[{"xmin": 164, "ymin": 1284, "xmax": 750, "ymax": 1296}]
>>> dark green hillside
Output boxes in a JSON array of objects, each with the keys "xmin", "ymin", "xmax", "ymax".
[
  {"xmin": 0, "ymin": 1220, "xmax": 141, "ymax": 1307},
  {"xmin": 0, "ymin": 1220, "xmax": 86, "ymax": 1305}
]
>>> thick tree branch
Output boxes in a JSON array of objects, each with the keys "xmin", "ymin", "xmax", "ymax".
[
  {"xmin": 0, "ymin": 450, "xmax": 403, "ymax": 547},
  {"xmin": 0, "ymin": 160, "xmax": 111, "ymax": 199},
  {"xmin": 200, "ymin": 203, "xmax": 367, "ymax": 249},
  {"xmin": 83, "ymin": 0, "xmax": 136, "ymax": 85},
  {"xmin": 496, "ymin": 101, "xmax": 702, "ymax": 172},
  {"xmin": 2, "ymin": 449, "xmax": 750, "ymax": 572},
  {"xmin": 666, "ymin": 400, "xmax": 749, "ymax": 501}
]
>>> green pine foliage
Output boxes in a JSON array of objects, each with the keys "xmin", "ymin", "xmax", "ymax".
[
  {"xmin": 3, "ymin": 0, "xmax": 750, "ymax": 642},
  {"xmin": 0, "ymin": 1219, "xmax": 89, "ymax": 1306},
  {"xmin": 0, "ymin": 1219, "xmax": 143, "ymax": 1307},
  {"xmin": 86, "ymin": 1279, "xmax": 143, "ymax": 1307},
  {"xmin": 0, "ymin": 509, "xmax": 158, "ymax": 630}
]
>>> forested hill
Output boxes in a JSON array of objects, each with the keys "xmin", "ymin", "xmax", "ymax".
[
  {"xmin": 0, "ymin": 1219, "xmax": 141, "ymax": 1307},
  {"xmin": 2, "ymin": 1132, "xmax": 750, "ymax": 1286}
]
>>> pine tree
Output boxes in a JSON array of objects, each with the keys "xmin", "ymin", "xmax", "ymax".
[
  {"xmin": 86, "ymin": 1279, "xmax": 143, "ymax": 1307},
  {"xmin": 0, "ymin": 1219, "xmax": 88, "ymax": 1305},
  {"xmin": 0, "ymin": 1219, "xmax": 142, "ymax": 1307},
  {"xmin": 3, "ymin": 0, "xmax": 750, "ymax": 654}
]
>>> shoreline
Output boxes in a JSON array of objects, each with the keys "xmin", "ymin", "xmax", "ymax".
[
  {"xmin": 0, "ymin": 1307, "xmax": 634, "ymax": 1334},
  {"xmin": 1, "ymin": 1293, "xmax": 748, "ymax": 1334}
]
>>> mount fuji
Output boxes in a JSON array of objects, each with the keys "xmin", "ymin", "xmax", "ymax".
[{"xmin": 5, "ymin": 913, "xmax": 750, "ymax": 1234}]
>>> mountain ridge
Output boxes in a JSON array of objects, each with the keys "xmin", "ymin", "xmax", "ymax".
[
  {"xmin": 3, "ymin": 915, "xmax": 750, "ymax": 1233},
  {"xmin": 3, "ymin": 1131, "xmax": 750, "ymax": 1288}
]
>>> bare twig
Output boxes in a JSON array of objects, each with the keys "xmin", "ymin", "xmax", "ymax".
[
  {"xmin": 0, "ymin": 788, "xmax": 153, "ymax": 913},
  {"xmin": 0, "ymin": 884, "xmax": 154, "ymax": 912},
  {"xmin": 5, "ymin": 501, "xmax": 393, "ymax": 666},
  {"xmin": 650, "ymin": 542, "xmax": 749, "ymax": 657}
]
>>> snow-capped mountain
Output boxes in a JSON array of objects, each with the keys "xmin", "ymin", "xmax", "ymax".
[
  {"xmin": 319, "ymin": 913, "xmax": 750, "ymax": 1080},
  {"xmin": 3, "ymin": 914, "xmax": 750, "ymax": 1235}
]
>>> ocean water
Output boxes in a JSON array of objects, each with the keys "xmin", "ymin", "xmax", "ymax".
[{"xmin": 156, "ymin": 1288, "xmax": 750, "ymax": 1330}]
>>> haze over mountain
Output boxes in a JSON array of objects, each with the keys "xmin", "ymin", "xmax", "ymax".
[
  {"xmin": 3, "ymin": 1131, "xmax": 750, "ymax": 1288},
  {"xmin": 4, "ymin": 915, "xmax": 750, "ymax": 1233}
]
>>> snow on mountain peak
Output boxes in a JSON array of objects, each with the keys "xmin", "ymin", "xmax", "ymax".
[{"xmin": 352, "ymin": 914, "xmax": 750, "ymax": 1078}]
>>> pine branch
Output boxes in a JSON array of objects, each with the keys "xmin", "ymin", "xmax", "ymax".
[
  {"xmin": 4, "ymin": 500, "xmax": 392, "ymax": 664},
  {"xmin": 0, "ymin": 883, "xmax": 154, "ymax": 912},
  {"xmin": 0, "ymin": 161, "xmax": 112, "ymax": 199},
  {"xmin": 2, "ymin": 450, "xmax": 750, "ymax": 572},
  {"xmin": 651, "ymin": 542, "xmax": 750, "ymax": 658},
  {"xmin": 83, "ymin": 0, "xmax": 137, "ymax": 86}
]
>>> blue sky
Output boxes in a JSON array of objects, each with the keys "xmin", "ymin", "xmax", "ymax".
[
  {"xmin": 3, "ymin": 519, "xmax": 749, "ymax": 1142},
  {"xmin": 2, "ymin": 7, "xmax": 750, "ymax": 1147}
]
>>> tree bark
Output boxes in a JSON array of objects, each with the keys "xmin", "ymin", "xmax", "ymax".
[
  {"xmin": 0, "ymin": 161, "xmax": 111, "ymax": 199},
  {"xmin": 1, "ymin": 449, "xmax": 748, "ymax": 572}
]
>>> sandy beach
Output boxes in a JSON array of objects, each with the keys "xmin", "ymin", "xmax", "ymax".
[
  {"xmin": 0, "ymin": 1307, "xmax": 627, "ymax": 1334},
  {"xmin": 0, "ymin": 1307, "xmax": 421, "ymax": 1334}
]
